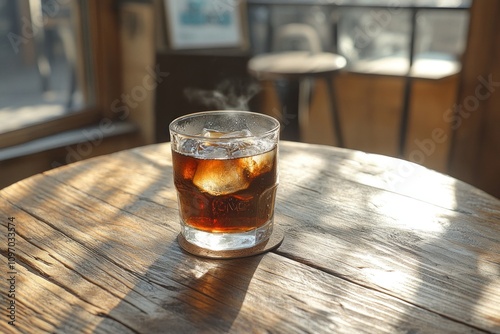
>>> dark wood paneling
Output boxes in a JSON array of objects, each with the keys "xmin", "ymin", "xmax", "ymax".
[
  {"xmin": 449, "ymin": 0, "xmax": 500, "ymax": 198},
  {"xmin": 154, "ymin": 51, "xmax": 255, "ymax": 143}
]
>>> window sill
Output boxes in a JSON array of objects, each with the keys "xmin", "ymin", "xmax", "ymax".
[{"xmin": 0, "ymin": 121, "xmax": 138, "ymax": 162}]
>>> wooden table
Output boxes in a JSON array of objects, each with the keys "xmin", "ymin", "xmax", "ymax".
[{"xmin": 1, "ymin": 141, "xmax": 499, "ymax": 333}]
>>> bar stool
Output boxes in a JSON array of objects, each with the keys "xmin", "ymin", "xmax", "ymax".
[{"xmin": 248, "ymin": 24, "xmax": 347, "ymax": 146}]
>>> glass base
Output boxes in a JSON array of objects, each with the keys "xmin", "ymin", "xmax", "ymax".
[{"xmin": 181, "ymin": 219, "xmax": 274, "ymax": 251}]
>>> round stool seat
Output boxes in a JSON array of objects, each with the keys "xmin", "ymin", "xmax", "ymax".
[
  {"xmin": 248, "ymin": 51, "xmax": 347, "ymax": 81},
  {"xmin": 248, "ymin": 51, "xmax": 346, "ymax": 146}
]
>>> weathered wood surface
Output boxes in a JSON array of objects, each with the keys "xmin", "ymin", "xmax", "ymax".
[{"xmin": 1, "ymin": 141, "xmax": 499, "ymax": 333}]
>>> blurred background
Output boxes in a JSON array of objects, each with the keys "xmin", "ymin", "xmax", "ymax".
[{"xmin": 1, "ymin": 0, "xmax": 499, "ymax": 199}]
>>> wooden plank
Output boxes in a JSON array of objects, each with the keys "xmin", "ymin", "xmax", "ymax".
[
  {"xmin": 36, "ymin": 140, "xmax": 497, "ymax": 223},
  {"xmin": 1, "ymin": 142, "xmax": 498, "ymax": 332},
  {"xmin": 273, "ymin": 142, "xmax": 500, "ymax": 332},
  {"xmin": 88, "ymin": 141, "xmax": 500, "ymax": 331},
  {"xmin": 0, "ymin": 190, "xmax": 487, "ymax": 333},
  {"xmin": 276, "ymin": 141, "xmax": 500, "ymax": 213},
  {"xmin": 28, "ymin": 140, "xmax": 496, "ymax": 235}
]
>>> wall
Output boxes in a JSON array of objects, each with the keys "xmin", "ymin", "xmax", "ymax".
[
  {"xmin": 449, "ymin": 0, "xmax": 500, "ymax": 199},
  {"xmin": 257, "ymin": 72, "xmax": 459, "ymax": 174}
]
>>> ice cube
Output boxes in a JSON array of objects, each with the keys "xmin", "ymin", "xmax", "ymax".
[
  {"xmin": 197, "ymin": 129, "xmax": 256, "ymax": 159},
  {"xmin": 193, "ymin": 159, "xmax": 250, "ymax": 196},
  {"xmin": 220, "ymin": 129, "xmax": 252, "ymax": 138},
  {"xmin": 178, "ymin": 135, "xmax": 229, "ymax": 159},
  {"xmin": 245, "ymin": 149, "xmax": 275, "ymax": 177},
  {"xmin": 178, "ymin": 138, "xmax": 200, "ymax": 155},
  {"xmin": 201, "ymin": 129, "xmax": 226, "ymax": 138}
]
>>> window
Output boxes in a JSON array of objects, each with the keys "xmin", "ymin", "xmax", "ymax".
[
  {"xmin": 247, "ymin": 0, "xmax": 471, "ymax": 77},
  {"xmin": 0, "ymin": 0, "xmax": 121, "ymax": 148},
  {"xmin": 336, "ymin": 2, "xmax": 470, "ymax": 78}
]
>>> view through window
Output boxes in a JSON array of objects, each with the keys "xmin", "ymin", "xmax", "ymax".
[
  {"xmin": 0, "ymin": 0, "xmax": 92, "ymax": 135},
  {"xmin": 248, "ymin": 0, "xmax": 471, "ymax": 76}
]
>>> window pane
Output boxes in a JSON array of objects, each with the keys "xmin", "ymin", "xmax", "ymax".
[
  {"xmin": 415, "ymin": 9, "xmax": 469, "ymax": 58},
  {"xmin": 336, "ymin": 5, "xmax": 469, "ymax": 77},
  {"xmin": 0, "ymin": 0, "xmax": 93, "ymax": 134},
  {"xmin": 337, "ymin": 7, "xmax": 411, "ymax": 62}
]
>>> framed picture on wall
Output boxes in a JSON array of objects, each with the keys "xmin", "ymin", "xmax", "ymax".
[{"xmin": 164, "ymin": 0, "xmax": 247, "ymax": 50}]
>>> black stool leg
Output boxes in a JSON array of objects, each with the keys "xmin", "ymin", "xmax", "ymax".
[
  {"xmin": 274, "ymin": 79, "xmax": 301, "ymax": 141},
  {"xmin": 298, "ymin": 77, "xmax": 312, "ymax": 140},
  {"xmin": 325, "ymin": 75, "xmax": 344, "ymax": 147}
]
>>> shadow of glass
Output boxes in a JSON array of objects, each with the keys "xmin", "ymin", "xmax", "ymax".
[
  {"xmin": 92, "ymin": 241, "xmax": 263, "ymax": 333},
  {"xmin": 156, "ymin": 254, "xmax": 263, "ymax": 332},
  {"xmin": 34, "ymin": 145, "xmax": 265, "ymax": 333}
]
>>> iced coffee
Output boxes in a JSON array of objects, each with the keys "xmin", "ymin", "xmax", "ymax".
[{"xmin": 170, "ymin": 111, "xmax": 280, "ymax": 251}]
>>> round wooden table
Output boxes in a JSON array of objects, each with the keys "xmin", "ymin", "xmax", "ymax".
[{"xmin": 1, "ymin": 141, "xmax": 499, "ymax": 333}]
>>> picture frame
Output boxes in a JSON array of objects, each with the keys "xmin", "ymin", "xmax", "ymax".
[{"xmin": 164, "ymin": 0, "xmax": 247, "ymax": 50}]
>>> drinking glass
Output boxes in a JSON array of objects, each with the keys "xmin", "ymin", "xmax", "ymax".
[{"xmin": 170, "ymin": 111, "xmax": 280, "ymax": 251}]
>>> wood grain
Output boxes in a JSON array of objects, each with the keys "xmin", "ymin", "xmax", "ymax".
[{"xmin": 1, "ymin": 141, "xmax": 499, "ymax": 333}]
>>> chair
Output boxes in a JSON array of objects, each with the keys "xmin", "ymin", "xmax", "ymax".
[{"xmin": 248, "ymin": 23, "xmax": 346, "ymax": 146}]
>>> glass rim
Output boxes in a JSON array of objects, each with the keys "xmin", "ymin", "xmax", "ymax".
[{"xmin": 169, "ymin": 110, "xmax": 280, "ymax": 141}]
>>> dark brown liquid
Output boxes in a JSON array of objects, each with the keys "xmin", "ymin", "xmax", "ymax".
[{"xmin": 172, "ymin": 148, "xmax": 278, "ymax": 233}]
